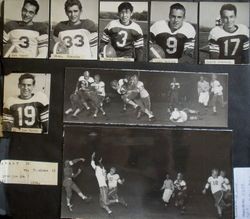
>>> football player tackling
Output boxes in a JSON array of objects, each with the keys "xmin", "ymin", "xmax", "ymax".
[
  {"xmin": 3, "ymin": 73, "xmax": 49, "ymax": 134},
  {"xmin": 150, "ymin": 3, "xmax": 196, "ymax": 63},
  {"xmin": 208, "ymin": 4, "xmax": 249, "ymax": 64},
  {"xmin": 99, "ymin": 2, "xmax": 144, "ymax": 62},
  {"xmin": 52, "ymin": 0, "xmax": 98, "ymax": 59},
  {"xmin": 3, "ymin": 0, "xmax": 48, "ymax": 58}
]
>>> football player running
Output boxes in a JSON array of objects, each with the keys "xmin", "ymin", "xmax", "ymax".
[
  {"xmin": 197, "ymin": 76, "xmax": 210, "ymax": 108},
  {"xmin": 3, "ymin": 73, "xmax": 49, "ymax": 133},
  {"xmin": 99, "ymin": 2, "xmax": 144, "ymax": 61},
  {"xmin": 208, "ymin": 4, "xmax": 249, "ymax": 64},
  {"xmin": 52, "ymin": 0, "xmax": 98, "ymax": 59},
  {"xmin": 150, "ymin": 3, "xmax": 196, "ymax": 62},
  {"xmin": 173, "ymin": 173, "xmax": 187, "ymax": 214},
  {"xmin": 3, "ymin": 0, "xmax": 48, "ymax": 58}
]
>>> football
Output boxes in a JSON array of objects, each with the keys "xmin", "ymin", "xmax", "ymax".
[
  {"xmin": 53, "ymin": 41, "xmax": 69, "ymax": 54},
  {"xmin": 149, "ymin": 43, "xmax": 165, "ymax": 60},
  {"xmin": 103, "ymin": 44, "xmax": 117, "ymax": 58}
]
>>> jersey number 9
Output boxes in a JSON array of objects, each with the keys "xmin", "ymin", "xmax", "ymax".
[{"xmin": 166, "ymin": 37, "xmax": 177, "ymax": 54}]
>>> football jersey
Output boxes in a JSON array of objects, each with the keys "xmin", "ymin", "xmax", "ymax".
[
  {"xmin": 150, "ymin": 20, "xmax": 196, "ymax": 58},
  {"xmin": 170, "ymin": 82, "xmax": 180, "ymax": 90},
  {"xmin": 208, "ymin": 24, "xmax": 249, "ymax": 63},
  {"xmin": 117, "ymin": 79, "xmax": 128, "ymax": 94},
  {"xmin": 101, "ymin": 19, "xmax": 144, "ymax": 57},
  {"xmin": 64, "ymin": 166, "xmax": 73, "ymax": 178},
  {"xmin": 174, "ymin": 179, "xmax": 187, "ymax": 191},
  {"xmin": 78, "ymin": 76, "xmax": 94, "ymax": 89},
  {"xmin": 91, "ymin": 161, "xmax": 107, "ymax": 187},
  {"xmin": 3, "ymin": 21, "xmax": 48, "ymax": 57},
  {"xmin": 211, "ymin": 80, "xmax": 223, "ymax": 95},
  {"xmin": 136, "ymin": 81, "xmax": 149, "ymax": 98},
  {"xmin": 3, "ymin": 92, "xmax": 49, "ymax": 130},
  {"xmin": 53, "ymin": 20, "xmax": 98, "ymax": 58},
  {"xmin": 206, "ymin": 176, "xmax": 224, "ymax": 194},
  {"xmin": 91, "ymin": 81, "xmax": 105, "ymax": 96},
  {"xmin": 107, "ymin": 173, "xmax": 120, "ymax": 188},
  {"xmin": 198, "ymin": 80, "xmax": 210, "ymax": 93}
]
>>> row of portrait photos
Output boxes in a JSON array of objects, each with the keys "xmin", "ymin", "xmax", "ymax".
[{"xmin": 1, "ymin": 0, "xmax": 249, "ymax": 64}]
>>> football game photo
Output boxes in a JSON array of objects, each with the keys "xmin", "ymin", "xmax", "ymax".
[
  {"xmin": 99, "ymin": 1, "xmax": 148, "ymax": 62},
  {"xmin": 50, "ymin": 0, "xmax": 98, "ymax": 60},
  {"xmin": 199, "ymin": 2, "xmax": 249, "ymax": 65},
  {"xmin": 63, "ymin": 68, "xmax": 228, "ymax": 127},
  {"xmin": 150, "ymin": 1, "xmax": 198, "ymax": 64},
  {"xmin": 61, "ymin": 126, "xmax": 233, "ymax": 219},
  {"xmin": 2, "ymin": 73, "xmax": 51, "ymax": 134},
  {"xmin": 3, "ymin": 0, "xmax": 49, "ymax": 59}
]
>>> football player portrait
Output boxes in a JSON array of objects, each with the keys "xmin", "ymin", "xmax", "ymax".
[
  {"xmin": 2, "ymin": 73, "xmax": 50, "ymax": 134},
  {"xmin": 99, "ymin": 1, "xmax": 147, "ymax": 62},
  {"xmin": 3, "ymin": 0, "xmax": 49, "ymax": 58},
  {"xmin": 150, "ymin": 2, "xmax": 197, "ymax": 63},
  {"xmin": 50, "ymin": 0, "xmax": 98, "ymax": 59}
]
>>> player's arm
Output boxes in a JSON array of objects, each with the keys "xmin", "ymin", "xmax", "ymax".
[
  {"xmin": 133, "ymin": 26, "xmax": 144, "ymax": 62},
  {"xmin": 202, "ymin": 179, "xmax": 210, "ymax": 194},
  {"xmin": 37, "ymin": 24, "xmax": 49, "ymax": 58},
  {"xmin": 208, "ymin": 29, "xmax": 220, "ymax": 59},
  {"xmin": 86, "ymin": 20, "xmax": 98, "ymax": 59},
  {"xmin": 91, "ymin": 152, "xmax": 96, "ymax": 169},
  {"xmin": 3, "ymin": 23, "xmax": 16, "ymax": 57},
  {"xmin": 241, "ymin": 37, "xmax": 249, "ymax": 64},
  {"xmin": 2, "ymin": 106, "xmax": 14, "ymax": 131},
  {"xmin": 71, "ymin": 158, "xmax": 85, "ymax": 164},
  {"xmin": 72, "ymin": 168, "xmax": 82, "ymax": 178}
]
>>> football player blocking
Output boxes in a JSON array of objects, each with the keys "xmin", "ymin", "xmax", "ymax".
[
  {"xmin": 51, "ymin": 0, "xmax": 98, "ymax": 59},
  {"xmin": 207, "ymin": 4, "xmax": 249, "ymax": 64},
  {"xmin": 99, "ymin": 2, "xmax": 144, "ymax": 62},
  {"xmin": 3, "ymin": 0, "xmax": 48, "ymax": 58},
  {"xmin": 150, "ymin": 3, "xmax": 196, "ymax": 63},
  {"xmin": 2, "ymin": 74, "xmax": 49, "ymax": 134}
]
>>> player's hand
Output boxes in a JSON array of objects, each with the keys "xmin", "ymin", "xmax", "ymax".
[
  {"xmin": 202, "ymin": 189, "xmax": 206, "ymax": 195},
  {"xmin": 91, "ymin": 152, "xmax": 96, "ymax": 159},
  {"xmin": 121, "ymin": 178, "xmax": 125, "ymax": 184},
  {"xmin": 80, "ymin": 158, "xmax": 85, "ymax": 162},
  {"xmin": 77, "ymin": 168, "xmax": 82, "ymax": 174}
]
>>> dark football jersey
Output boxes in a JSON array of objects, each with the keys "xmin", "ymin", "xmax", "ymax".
[
  {"xmin": 3, "ymin": 92, "xmax": 49, "ymax": 130},
  {"xmin": 208, "ymin": 24, "xmax": 249, "ymax": 64},
  {"xmin": 150, "ymin": 20, "xmax": 196, "ymax": 59},
  {"xmin": 101, "ymin": 19, "xmax": 144, "ymax": 58},
  {"xmin": 3, "ymin": 21, "xmax": 48, "ymax": 57}
]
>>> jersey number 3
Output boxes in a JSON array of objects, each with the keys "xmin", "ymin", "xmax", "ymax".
[
  {"xmin": 17, "ymin": 106, "xmax": 36, "ymax": 126},
  {"xmin": 63, "ymin": 35, "xmax": 84, "ymax": 48},
  {"xmin": 117, "ymin": 31, "xmax": 128, "ymax": 47}
]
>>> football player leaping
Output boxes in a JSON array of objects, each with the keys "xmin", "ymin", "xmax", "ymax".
[
  {"xmin": 99, "ymin": 2, "xmax": 144, "ymax": 61},
  {"xmin": 150, "ymin": 3, "xmax": 196, "ymax": 63},
  {"xmin": 52, "ymin": 0, "xmax": 98, "ymax": 59},
  {"xmin": 3, "ymin": 0, "xmax": 48, "ymax": 58}
]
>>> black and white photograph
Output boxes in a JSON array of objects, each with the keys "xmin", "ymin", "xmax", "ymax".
[
  {"xmin": 50, "ymin": 0, "xmax": 98, "ymax": 60},
  {"xmin": 150, "ymin": 2, "xmax": 198, "ymax": 64},
  {"xmin": 99, "ymin": 1, "xmax": 148, "ymax": 62},
  {"xmin": 61, "ymin": 126, "xmax": 233, "ymax": 219},
  {"xmin": 199, "ymin": 2, "xmax": 249, "ymax": 65},
  {"xmin": 2, "ymin": 73, "xmax": 50, "ymax": 134},
  {"xmin": 63, "ymin": 68, "xmax": 228, "ymax": 127},
  {"xmin": 3, "ymin": 0, "xmax": 49, "ymax": 58}
]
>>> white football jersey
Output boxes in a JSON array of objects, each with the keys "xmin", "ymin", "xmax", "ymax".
[
  {"xmin": 207, "ymin": 176, "xmax": 224, "ymax": 194},
  {"xmin": 91, "ymin": 81, "xmax": 105, "ymax": 96},
  {"xmin": 211, "ymin": 80, "xmax": 223, "ymax": 95},
  {"xmin": 107, "ymin": 173, "xmax": 120, "ymax": 188}
]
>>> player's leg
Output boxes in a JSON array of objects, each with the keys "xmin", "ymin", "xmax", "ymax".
[
  {"xmin": 65, "ymin": 93, "xmax": 78, "ymax": 115},
  {"xmin": 98, "ymin": 96, "xmax": 106, "ymax": 116},
  {"xmin": 71, "ymin": 182, "xmax": 88, "ymax": 201},
  {"xmin": 78, "ymin": 90, "xmax": 90, "ymax": 110},
  {"xmin": 211, "ymin": 94, "xmax": 217, "ymax": 114},
  {"xmin": 64, "ymin": 185, "xmax": 73, "ymax": 211},
  {"xmin": 121, "ymin": 95, "xmax": 138, "ymax": 109},
  {"xmin": 143, "ymin": 96, "xmax": 154, "ymax": 120},
  {"xmin": 99, "ymin": 187, "xmax": 112, "ymax": 214}
]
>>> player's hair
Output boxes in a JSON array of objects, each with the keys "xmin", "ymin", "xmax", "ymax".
[
  {"xmin": 220, "ymin": 4, "xmax": 237, "ymax": 17},
  {"xmin": 64, "ymin": 0, "xmax": 82, "ymax": 12},
  {"xmin": 169, "ymin": 3, "xmax": 186, "ymax": 16},
  {"xmin": 94, "ymin": 74, "xmax": 100, "ymax": 79},
  {"xmin": 22, "ymin": 0, "xmax": 40, "ymax": 14},
  {"xmin": 18, "ymin": 73, "xmax": 36, "ymax": 85},
  {"xmin": 211, "ymin": 168, "xmax": 219, "ymax": 173},
  {"xmin": 118, "ymin": 2, "xmax": 133, "ymax": 13},
  {"xmin": 83, "ymin": 71, "xmax": 90, "ymax": 76}
]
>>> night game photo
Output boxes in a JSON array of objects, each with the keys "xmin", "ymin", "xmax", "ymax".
[
  {"xmin": 61, "ymin": 126, "xmax": 233, "ymax": 219},
  {"xmin": 2, "ymin": 73, "xmax": 50, "ymax": 134},
  {"xmin": 3, "ymin": 0, "xmax": 49, "ymax": 58},
  {"xmin": 63, "ymin": 68, "xmax": 228, "ymax": 127},
  {"xmin": 99, "ymin": 1, "xmax": 148, "ymax": 62},
  {"xmin": 199, "ymin": 2, "xmax": 249, "ymax": 65},
  {"xmin": 50, "ymin": 0, "xmax": 98, "ymax": 60},
  {"xmin": 150, "ymin": 2, "xmax": 198, "ymax": 64}
]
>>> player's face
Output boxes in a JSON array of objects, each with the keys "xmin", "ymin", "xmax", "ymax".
[
  {"xmin": 200, "ymin": 76, "xmax": 204, "ymax": 81},
  {"xmin": 212, "ymin": 170, "xmax": 218, "ymax": 178},
  {"xmin": 119, "ymin": 9, "xmax": 132, "ymax": 25},
  {"xmin": 18, "ymin": 78, "xmax": 35, "ymax": 99},
  {"xmin": 94, "ymin": 76, "xmax": 100, "ymax": 83},
  {"xmin": 221, "ymin": 10, "xmax": 236, "ymax": 31},
  {"xmin": 220, "ymin": 171, "xmax": 225, "ymax": 177},
  {"xmin": 110, "ymin": 168, "xmax": 116, "ymax": 174},
  {"xmin": 169, "ymin": 9, "xmax": 185, "ymax": 31},
  {"xmin": 21, "ymin": 3, "xmax": 37, "ymax": 24},
  {"xmin": 66, "ymin": 5, "xmax": 81, "ymax": 24}
]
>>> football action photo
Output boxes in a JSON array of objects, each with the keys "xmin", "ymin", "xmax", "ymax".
[
  {"xmin": 2, "ymin": 73, "xmax": 50, "ymax": 134},
  {"xmin": 61, "ymin": 126, "xmax": 233, "ymax": 219},
  {"xmin": 63, "ymin": 68, "xmax": 228, "ymax": 127}
]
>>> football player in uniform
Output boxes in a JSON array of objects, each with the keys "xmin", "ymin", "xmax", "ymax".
[
  {"xmin": 173, "ymin": 173, "xmax": 187, "ymax": 214},
  {"xmin": 150, "ymin": 3, "xmax": 196, "ymax": 62},
  {"xmin": 63, "ymin": 158, "xmax": 91, "ymax": 211},
  {"xmin": 168, "ymin": 77, "xmax": 180, "ymax": 111},
  {"xmin": 3, "ymin": 0, "xmax": 48, "ymax": 58},
  {"xmin": 202, "ymin": 168, "xmax": 227, "ymax": 218},
  {"xmin": 91, "ymin": 152, "xmax": 118, "ymax": 215},
  {"xmin": 169, "ymin": 107, "xmax": 201, "ymax": 123},
  {"xmin": 210, "ymin": 74, "xmax": 225, "ymax": 115},
  {"xmin": 197, "ymin": 76, "xmax": 210, "ymax": 108},
  {"xmin": 161, "ymin": 173, "xmax": 174, "ymax": 207},
  {"xmin": 208, "ymin": 4, "xmax": 249, "ymax": 64},
  {"xmin": 107, "ymin": 167, "xmax": 127, "ymax": 207},
  {"xmin": 52, "ymin": 0, "xmax": 98, "ymax": 59},
  {"xmin": 99, "ymin": 2, "xmax": 144, "ymax": 61},
  {"xmin": 220, "ymin": 170, "xmax": 232, "ymax": 203},
  {"xmin": 3, "ymin": 73, "xmax": 49, "ymax": 133}
]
